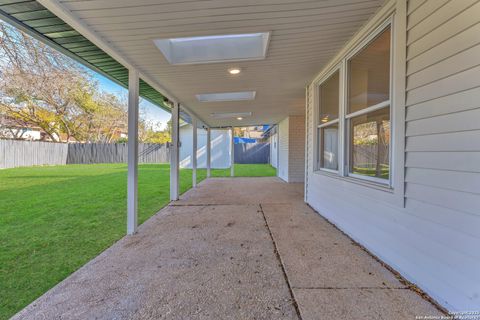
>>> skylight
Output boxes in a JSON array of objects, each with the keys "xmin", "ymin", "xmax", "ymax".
[
  {"xmin": 196, "ymin": 91, "xmax": 256, "ymax": 102},
  {"xmin": 154, "ymin": 33, "xmax": 270, "ymax": 65}
]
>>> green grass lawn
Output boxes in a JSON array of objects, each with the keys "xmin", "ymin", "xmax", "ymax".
[
  {"xmin": 210, "ymin": 163, "xmax": 276, "ymax": 177},
  {"xmin": 0, "ymin": 163, "xmax": 275, "ymax": 319}
]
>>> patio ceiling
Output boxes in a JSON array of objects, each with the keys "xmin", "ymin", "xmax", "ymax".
[{"xmin": 2, "ymin": 0, "xmax": 386, "ymax": 127}]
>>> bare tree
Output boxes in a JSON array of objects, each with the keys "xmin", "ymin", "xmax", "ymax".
[
  {"xmin": 0, "ymin": 22, "xmax": 133, "ymax": 143},
  {"xmin": 0, "ymin": 22, "xmax": 98, "ymax": 141}
]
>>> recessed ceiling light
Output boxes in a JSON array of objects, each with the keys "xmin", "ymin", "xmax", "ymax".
[
  {"xmin": 154, "ymin": 32, "xmax": 270, "ymax": 65},
  {"xmin": 228, "ymin": 68, "xmax": 241, "ymax": 75},
  {"xmin": 236, "ymin": 117, "xmax": 243, "ymax": 120},
  {"xmin": 196, "ymin": 91, "xmax": 256, "ymax": 102}
]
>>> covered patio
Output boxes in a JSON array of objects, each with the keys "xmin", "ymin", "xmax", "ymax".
[
  {"xmin": 13, "ymin": 178, "xmax": 442, "ymax": 319},
  {"xmin": 2, "ymin": 0, "xmax": 479, "ymax": 316}
]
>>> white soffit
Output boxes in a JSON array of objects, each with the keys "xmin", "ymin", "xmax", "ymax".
[
  {"xmin": 196, "ymin": 91, "xmax": 256, "ymax": 102},
  {"xmin": 154, "ymin": 33, "xmax": 270, "ymax": 65},
  {"xmin": 211, "ymin": 112, "xmax": 252, "ymax": 119},
  {"xmin": 56, "ymin": 0, "xmax": 385, "ymax": 126}
]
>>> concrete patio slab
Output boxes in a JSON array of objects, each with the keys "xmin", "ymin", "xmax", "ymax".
[
  {"xmin": 13, "ymin": 202, "xmax": 298, "ymax": 320},
  {"xmin": 261, "ymin": 203, "xmax": 405, "ymax": 289},
  {"xmin": 175, "ymin": 177, "xmax": 304, "ymax": 206},
  {"xmin": 13, "ymin": 178, "xmax": 444, "ymax": 319},
  {"xmin": 294, "ymin": 288, "xmax": 442, "ymax": 320}
]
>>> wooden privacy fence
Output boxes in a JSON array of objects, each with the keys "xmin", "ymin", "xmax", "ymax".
[
  {"xmin": 352, "ymin": 144, "xmax": 389, "ymax": 168},
  {"xmin": 0, "ymin": 139, "xmax": 68, "ymax": 169},
  {"xmin": 234, "ymin": 142, "xmax": 270, "ymax": 164},
  {"xmin": 67, "ymin": 143, "xmax": 170, "ymax": 164},
  {"xmin": 0, "ymin": 140, "xmax": 170, "ymax": 169}
]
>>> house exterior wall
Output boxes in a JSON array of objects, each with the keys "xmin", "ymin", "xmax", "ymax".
[
  {"xmin": 288, "ymin": 115, "xmax": 305, "ymax": 183},
  {"xmin": 305, "ymin": 0, "xmax": 480, "ymax": 312},
  {"xmin": 270, "ymin": 132, "xmax": 278, "ymax": 168},
  {"xmin": 179, "ymin": 125, "xmax": 231, "ymax": 169},
  {"xmin": 278, "ymin": 116, "xmax": 305, "ymax": 182},
  {"xmin": 0, "ymin": 128, "xmax": 42, "ymax": 140},
  {"xmin": 278, "ymin": 118, "xmax": 289, "ymax": 181}
]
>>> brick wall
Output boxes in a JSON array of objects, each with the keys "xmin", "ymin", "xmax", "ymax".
[
  {"xmin": 277, "ymin": 115, "xmax": 305, "ymax": 182},
  {"xmin": 277, "ymin": 117, "xmax": 289, "ymax": 181}
]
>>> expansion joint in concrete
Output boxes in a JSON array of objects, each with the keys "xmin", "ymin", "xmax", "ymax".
[
  {"xmin": 169, "ymin": 203, "xmax": 259, "ymax": 207},
  {"xmin": 292, "ymin": 287, "xmax": 410, "ymax": 290},
  {"xmin": 258, "ymin": 203, "xmax": 303, "ymax": 320}
]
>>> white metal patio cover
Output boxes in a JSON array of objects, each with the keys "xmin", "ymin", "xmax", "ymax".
[{"xmin": 38, "ymin": 0, "xmax": 385, "ymax": 127}]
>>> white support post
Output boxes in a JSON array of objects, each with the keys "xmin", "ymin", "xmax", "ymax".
[
  {"xmin": 206, "ymin": 127, "xmax": 211, "ymax": 178},
  {"xmin": 230, "ymin": 127, "xmax": 234, "ymax": 177},
  {"xmin": 127, "ymin": 69, "xmax": 139, "ymax": 235},
  {"xmin": 192, "ymin": 118, "xmax": 197, "ymax": 187},
  {"xmin": 170, "ymin": 102, "xmax": 180, "ymax": 201}
]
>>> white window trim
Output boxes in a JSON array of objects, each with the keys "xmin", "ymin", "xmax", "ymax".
[
  {"xmin": 315, "ymin": 19, "xmax": 393, "ymax": 186},
  {"xmin": 317, "ymin": 118, "xmax": 339, "ymax": 128},
  {"xmin": 344, "ymin": 100, "xmax": 390, "ymax": 119},
  {"xmin": 345, "ymin": 20, "xmax": 393, "ymax": 187},
  {"xmin": 313, "ymin": 65, "xmax": 341, "ymax": 173},
  {"xmin": 310, "ymin": 0, "xmax": 407, "ymax": 208}
]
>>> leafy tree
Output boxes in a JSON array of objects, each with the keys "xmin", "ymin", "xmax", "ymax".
[{"xmin": 139, "ymin": 120, "xmax": 171, "ymax": 144}]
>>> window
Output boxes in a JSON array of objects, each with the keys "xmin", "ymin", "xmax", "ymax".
[
  {"xmin": 317, "ymin": 70, "xmax": 340, "ymax": 171},
  {"xmin": 346, "ymin": 25, "xmax": 391, "ymax": 183},
  {"xmin": 314, "ymin": 21, "xmax": 393, "ymax": 186}
]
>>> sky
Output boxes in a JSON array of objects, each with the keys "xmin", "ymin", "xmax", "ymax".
[
  {"xmin": 95, "ymin": 74, "xmax": 171, "ymax": 131},
  {"xmin": 0, "ymin": 18, "xmax": 172, "ymax": 131}
]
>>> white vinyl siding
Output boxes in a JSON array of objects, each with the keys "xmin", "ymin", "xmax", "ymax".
[
  {"xmin": 306, "ymin": 0, "xmax": 480, "ymax": 312},
  {"xmin": 404, "ymin": 0, "xmax": 480, "ymax": 217},
  {"xmin": 305, "ymin": 86, "xmax": 313, "ymax": 200},
  {"xmin": 404, "ymin": 0, "xmax": 480, "ymax": 310}
]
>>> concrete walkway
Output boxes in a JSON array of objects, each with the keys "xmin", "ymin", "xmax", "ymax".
[{"xmin": 14, "ymin": 178, "xmax": 443, "ymax": 320}]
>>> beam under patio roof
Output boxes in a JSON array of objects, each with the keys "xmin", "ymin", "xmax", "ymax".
[{"xmin": 0, "ymin": 0, "xmax": 186, "ymax": 119}]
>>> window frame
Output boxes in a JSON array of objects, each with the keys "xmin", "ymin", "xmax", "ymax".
[
  {"xmin": 313, "ymin": 17, "xmax": 395, "ymax": 188},
  {"xmin": 314, "ymin": 66, "xmax": 342, "ymax": 174},
  {"xmin": 309, "ymin": 0, "xmax": 406, "ymax": 208},
  {"xmin": 346, "ymin": 103, "xmax": 392, "ymax": 185},
  {"xmin": 344, "ymin": 19, "xmax": 393, "ymax": 187}
]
